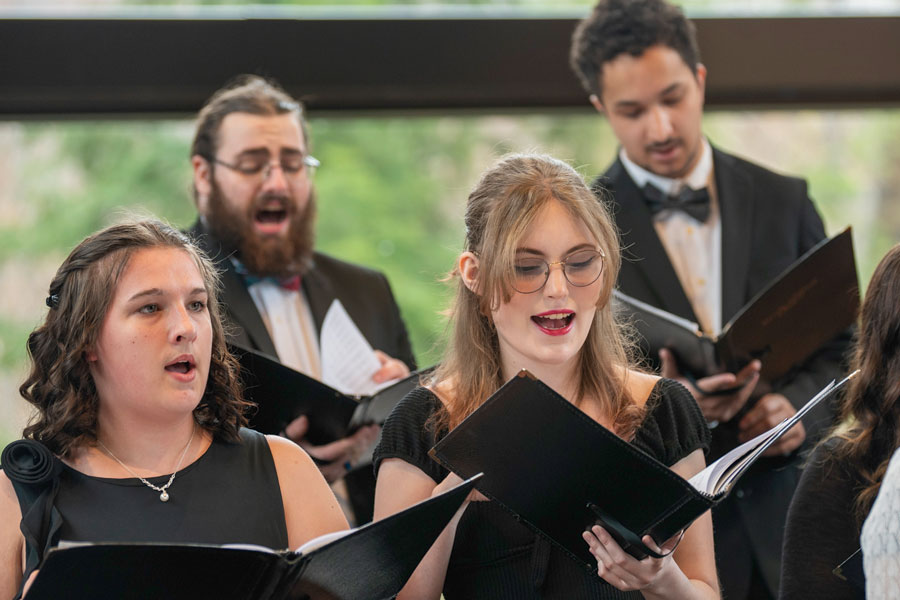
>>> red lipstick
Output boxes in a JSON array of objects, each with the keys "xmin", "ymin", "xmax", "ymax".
[{"xmin": 531, "ymin": 310, "xmax": 575, "ymax": 336}]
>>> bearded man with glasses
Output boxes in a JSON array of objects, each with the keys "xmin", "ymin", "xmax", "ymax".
[{"xmin": 187, "ymin": 75, "xmax": 415, "ymax": 525}]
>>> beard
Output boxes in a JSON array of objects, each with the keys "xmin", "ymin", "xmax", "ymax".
[{"xmin": 204, "ymin": 179, "xmax": 316, "ymax": 279}]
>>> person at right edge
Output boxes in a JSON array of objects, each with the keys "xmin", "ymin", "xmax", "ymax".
[
  {"xmin": 782, "ymin": 244, "xmax": 900, "ymax": 599},
  {"xmin": 570, "ymin": 1, "xmax": 851, "ymax": 598}
]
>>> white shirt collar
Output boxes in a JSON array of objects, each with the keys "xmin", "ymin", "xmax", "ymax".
[{"xmin": 619, "ymin": 138, "xmax": 713, "ymax": 195}]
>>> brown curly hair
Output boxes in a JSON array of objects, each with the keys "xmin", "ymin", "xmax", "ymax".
[
  {"xmin": 20, "ymin": 219, "xmax": 252, "ymax": 458},
  {"xmin": 829, "ymin": 244, "xmax": 900, "ymax": 524}
]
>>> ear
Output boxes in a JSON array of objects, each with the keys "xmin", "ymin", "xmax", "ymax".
[
  {"xmin": 85, "ymin": 348, "xmax": 98, "ymax": 363},
  {"xmin": 458, "ymin": 252, "xmax": 481, "ymax": 294},
  {"xmin": 191, "ymin": 155, "xmax": 213, "ymax": 215},
  {"xmin": 695, "ymin": 63, "xmax": 707, "ymax": 106},
  {"xmin": 589, "ymin": 94, "xmax": 606, "ymax": 116}
]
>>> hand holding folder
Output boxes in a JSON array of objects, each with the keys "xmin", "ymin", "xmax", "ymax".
[
  {"xmin": 429, "ymin": 371, "xmax": 855, "ymax": 565},
  {"xmin": 23, "ymin": 474, "xmax": 481, "ymax": 600},
  {"xmin": 614, "ymin": 228, "xmax": 859, "ymax": 384}
]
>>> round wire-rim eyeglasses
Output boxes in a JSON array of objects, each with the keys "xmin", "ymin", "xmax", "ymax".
[{"xmin": 512, "ymin": 248, "xmax": 605, "ymax": 294}]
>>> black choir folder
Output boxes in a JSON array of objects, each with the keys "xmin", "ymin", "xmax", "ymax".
[
  {"xmin": 613, "ymin": 227, "xmax": 859, "ymax": 383},
  {"xmin": 24, "ymin": 474, "xmax": 479, "ymax": 600},
  {"xmin": 231, "ymin": 344, "xmax": 421, "ymax": 445},
  {"xmin": 430, "ymin": 371, "xmax": 855, "ymax": 567}
]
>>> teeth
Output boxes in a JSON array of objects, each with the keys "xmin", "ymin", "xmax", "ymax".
[{"xmin": 542, "ymin": 313, "xmax": 569, "ymax": 320}]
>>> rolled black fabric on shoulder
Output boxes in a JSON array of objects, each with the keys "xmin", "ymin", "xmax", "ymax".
[
  {"xmin": 2, "ymin": 438, "xmax": 64, "ymax": 600},
  {"xmin": 1, "ymin": 439, "xmax": 60, "ymax": 487}
]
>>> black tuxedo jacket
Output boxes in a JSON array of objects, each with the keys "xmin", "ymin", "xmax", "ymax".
[
  {"xmin": 596, "ymin": 147, "xmax": 849, "ymax": 597},
  {"xmin": 188, "ymin": 221, "xmax": 415, "ymax": 371}
]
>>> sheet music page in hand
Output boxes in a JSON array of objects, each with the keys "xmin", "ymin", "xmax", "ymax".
[{"xmin": 319, "ymin": 299, "xmax": 386, "ymax": 396}]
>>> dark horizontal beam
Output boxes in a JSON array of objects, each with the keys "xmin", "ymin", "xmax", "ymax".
[{"xmin": 2, "ymin": 11, "xmax": 899, "ymax": 118}]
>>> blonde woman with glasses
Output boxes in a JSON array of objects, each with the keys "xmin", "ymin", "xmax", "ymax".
[{"xmin": 373, "ymin": 154, "xmax": 718, "ymax": 599}]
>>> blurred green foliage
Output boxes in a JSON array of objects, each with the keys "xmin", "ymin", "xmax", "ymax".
[{"xmin": 1, "ymin": 109, "xmax": 899, "ymax": 447}]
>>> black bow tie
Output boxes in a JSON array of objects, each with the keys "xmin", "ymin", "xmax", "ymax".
[{"xmin": 642, "ymin": 183, "xmax": 711, "ymax": 223}]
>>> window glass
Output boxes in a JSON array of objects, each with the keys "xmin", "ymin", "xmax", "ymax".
[{"xmin": 2, "ymin": 109, "xmax": 898, "ymax": 443}]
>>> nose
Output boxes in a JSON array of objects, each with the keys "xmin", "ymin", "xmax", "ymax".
[
  {"xmin": 543, "ymin": 263, "xmax": 569, "ymax": 298},
  {"xmin": 647, "ymin": 105, "xmax": 674, "ymax": 142},
  {"xmin": 171, "ymin": 305, "xmax": 198, "ymax": 344},
  {"xmin": 261, "ymin": 163, "xmax": 289, "ymax": 193}
]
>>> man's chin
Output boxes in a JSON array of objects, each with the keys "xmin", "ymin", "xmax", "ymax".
[{"xmin": 646, "ymin": 160, "xmax": 693, "ymax": 180}]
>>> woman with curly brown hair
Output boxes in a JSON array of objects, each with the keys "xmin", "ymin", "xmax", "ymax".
[
  {"xmin": 0, "ymin": 219, "xmax": 346, "ymax": 599},
  {"xmin": 373, "ymin": 154, "xmax": 718, "ymax": 599},
  {"xmin": 780, "ymin": 244, "xmax": 900, "ymax": 600}
]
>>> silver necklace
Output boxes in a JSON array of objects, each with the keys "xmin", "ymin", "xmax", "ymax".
[{"xmin": 97, "ymin": 427, "xmax": 195, "ymax": 503}]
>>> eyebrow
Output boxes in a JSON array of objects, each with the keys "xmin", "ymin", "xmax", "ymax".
[
  {"xmin": 128, "ymin": 288, "xmax": 163, "ymax": 301},
  {"xmin": 613, "ymin": 82, "xmax": 683, "ymax": 109},
  {"xmin": 127, "ymin": 287, "xmax": 207, "ymax": 302},
  {"xmin": 516, "ymin": 243, "xmax": 596, "ymax": 256},
  {"xmin": 235, "ymin": 147, "xmax": 303, "ymax": 158},
  {"xmin": 235, "ymin": 148, "xmax": 269, "ymax": 158}
]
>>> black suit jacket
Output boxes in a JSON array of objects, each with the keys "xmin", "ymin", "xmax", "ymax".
[
  {"xmin": 597, "ymin": 147, "xmax": 849, "ymax": 596},
  {"xmin": 188, "ymin": 221, "xmax": 415, "ymax": 524},
  {"xmin": 188, "ymin": 221, "xmax": 415, "ymax": 370}
]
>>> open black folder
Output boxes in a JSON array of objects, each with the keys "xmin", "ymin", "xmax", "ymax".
[
  {"xmin": 429, "ymin": 371, "xmax": 855, "ymax": 567},
  {"xmin": 24, "ymin": 474, "xmax": 479, "ymax": 600},
  {"xmin": 231, "ymin": 344, "xmax": 422, "ymax": 445},
  {"xmin": 613, "ymin": 227, "xmax": 859, "ymax": 382}
]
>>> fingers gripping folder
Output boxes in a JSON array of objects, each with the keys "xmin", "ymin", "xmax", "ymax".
[{"xmin": 587, "ymin": 503, "xmax": 684, "ymax": 560}]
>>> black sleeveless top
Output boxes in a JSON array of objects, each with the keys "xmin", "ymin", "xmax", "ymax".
[
  {"xmin": 55, "ymin": 428, "xmax": 289, "ymax": 549},
  {"xmin": 373, "ymin": 379, "xmax": 710, "ymax": 600}
]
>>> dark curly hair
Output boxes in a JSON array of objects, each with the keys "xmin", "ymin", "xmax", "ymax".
[
  {"xmin": 570, "ymin": 0, "xmax": 700, "ymax": 98},
  {"xmin": 20, "ymin": 219, "xmax": 252, "ymax": 458},
  {"xmin": 828, "ymin": 244, "xmax": 900, "ymax": 524}
]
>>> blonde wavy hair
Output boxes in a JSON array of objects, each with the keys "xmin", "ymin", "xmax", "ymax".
[{"xmin": 431, "ymin": 153, "xmax": 644, "ymax": 437}]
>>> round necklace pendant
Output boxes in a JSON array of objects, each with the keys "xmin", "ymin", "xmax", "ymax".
[{"xmin": 159, "ymin": 490, "xmax": 170, "ymax": 502}]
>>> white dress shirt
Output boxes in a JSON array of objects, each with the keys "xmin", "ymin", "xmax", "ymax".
[
  {"xmin": 619, "ymin": 139, "xmax": 722, "ymax": 335},
  {"xmin": 247, "ymin": 280, "xmax": 323, "ymax": 379}
]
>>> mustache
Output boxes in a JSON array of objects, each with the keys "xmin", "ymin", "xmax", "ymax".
[
  {"xmin": 251, "ymin": 193, "xmax": 292, "ymax": 211},
  {"xmin": 645, "ymin": 138, "xmax": 681, "ymax": 152}
]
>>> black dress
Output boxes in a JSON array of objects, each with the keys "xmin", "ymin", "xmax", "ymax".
[
  {"xmin": 373, "ymin": 378, "xmax": 711, "ymax": 599},
  {"xmin": 779, "ymin": 439, "xmax": 866, "ymax": 600},
  {"xmin": 54, "ymin": 427, "xmax": 289, "ymax": 548}
]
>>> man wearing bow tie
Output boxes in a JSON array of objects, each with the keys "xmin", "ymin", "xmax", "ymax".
[
  {"xmin": 571, "ymin": 1, "xmax": 848, "ymax": 598},
  {"xmin": 187, "ymin": 75, "xmax": 415, "ymax": 523}
]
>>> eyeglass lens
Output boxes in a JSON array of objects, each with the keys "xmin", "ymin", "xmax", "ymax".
[
  {"xmin": 216, "ymin": 152, "xmax": 318, "ymax": 177},
  {"xmin": 513, "ymin": 249, "xmax": 603, "ymax": 293}
]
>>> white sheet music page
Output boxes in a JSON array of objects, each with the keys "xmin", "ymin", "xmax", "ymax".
[{"xmin": 320, "ymin": 299, "xmax": 385, "ymax": 396}]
